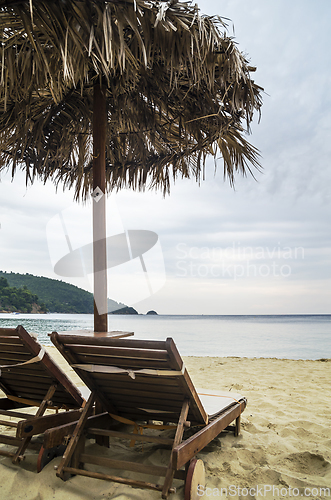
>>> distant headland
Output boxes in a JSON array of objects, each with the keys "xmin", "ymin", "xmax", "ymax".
[{"xmin": 0, "ymin": 271, "xmax": 138, "ymax": 315}]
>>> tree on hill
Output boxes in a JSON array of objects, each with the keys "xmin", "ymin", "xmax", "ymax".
[
  {"xmin": 0, "ymin": 272, "xmax": 95, "ymax": 313},
  {"xmin": 0, "ymin": 277, "xmax": 47, "ymax": 313},
  {"xmin": 0, "ymin": 271, "xmax": 130, "ymax": 314}
]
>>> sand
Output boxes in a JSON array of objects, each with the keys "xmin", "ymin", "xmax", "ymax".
[{"xmin": 0, "ymin": 349, "xmax": 330, "ymax": 499}]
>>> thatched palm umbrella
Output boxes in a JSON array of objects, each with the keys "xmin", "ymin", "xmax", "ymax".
[{"xmin": 0, "ymin": 0, "xmax": 263, "ymax": 332}]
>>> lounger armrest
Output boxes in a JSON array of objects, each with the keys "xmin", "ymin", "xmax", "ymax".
[
  {"xmin": 16, "ymin": 409, "xmax": 83, "ymax": 438},
  {"xmin": 43, "ymin": 412, "xmax": 112, "ymax": 449},
  {"xmin": 173, "ymin": 402, "xmax": 245, "ymax": 470}
]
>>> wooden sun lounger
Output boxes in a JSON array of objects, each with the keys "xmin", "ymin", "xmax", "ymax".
[
  {"xmin": 49, "ymin": 333, "xmax": 247, "ymax": 499},
  {"xmin": 0, "ymin": 326, "xmax": 86, "ymax": 470}
]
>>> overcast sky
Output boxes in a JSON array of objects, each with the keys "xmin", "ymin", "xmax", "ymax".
[{"xmin": 1, "ymin": 0, "xmax": 331, "ymax": 315}]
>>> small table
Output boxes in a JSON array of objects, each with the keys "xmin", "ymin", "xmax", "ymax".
[{"xmin": 50, "ymin": 330, "xmax": 134, "ymax": 338}]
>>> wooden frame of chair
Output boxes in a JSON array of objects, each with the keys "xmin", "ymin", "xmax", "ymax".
[
  {"xmin": 0, "ymin": 326, "xmax": 85, "ymax": 469},
  {"xmin": 49, "ymin": 333, "xmax": 246, "ymax": 498}
]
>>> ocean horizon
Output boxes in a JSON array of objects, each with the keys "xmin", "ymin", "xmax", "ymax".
[{"xmin": 0, "ymin": 313, "xmax": 330, "ymax": 360}]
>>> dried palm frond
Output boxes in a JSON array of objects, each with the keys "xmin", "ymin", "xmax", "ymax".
[{"xmin": 0, "ymin": 0, "xmax": 263, "ymax": 199}]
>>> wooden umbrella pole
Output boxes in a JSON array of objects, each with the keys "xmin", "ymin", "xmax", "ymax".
[{"xmin": 92, "ymin": 81, "xmax": 108, "ymax": 333}]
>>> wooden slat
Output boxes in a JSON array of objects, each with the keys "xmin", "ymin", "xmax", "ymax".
[
  {"xmin": 69, "ymin": 344, "xmax": 169, "ymax": 361},
  {"xmin": 4, "ymin": 381, "xmax": 55, "ymax": 395},
  {"xmin": 3, "ymin": 366, "xmax": 52, "ymax": 377},
  {"xmin": 61, "ymin": 466, "xmax": 175, "ymax": 493},
  {"xmin": 6, "ymin": 395, "xmax": 39, "ymax": 407},
  {"xmin": 7, "ymin": 389, "xmax": 72, "ymax": 404},
  {"xmin": 91, "ymin": 373, "xmax": 180, "ymax": 388},
  {"xmin": 5, "ymin": 392, "xmax": 77, "ymax": 409},
  {"xmin": 0, "ymin": 409, "xmax": 35, "ymax": 419},
  {"xmin": 0, "ymin": 419, "xmax": 18, "ymax": 427},
  {"xmin": 73, "ymin": 354, "xmax": 169, "ymax": 369},
  {"xmin": 99, "ymin": 395, "xmax": 186, "ymax": 412},
  {"xmin": 55, "ymin": 392, "xmax": 82, "ymax": 404},
  {"xmin": 3, "ymin": 380, "xmax": 56, "ymax": 393},
  {"xmin": 96, "ymin": 386, "xmax": 184, "ymax": 400},
  {"xmin": 0, "ymin": 337, "xmax": 25, "ymax": 345},
  {"xmin": 80, "ymin": 453, "xmax": 185, "ymax": 481},
  {"xmin": 0, "ymin": 435, "xmax": 23, "ymax": 446},
  {"xmin": 0, "ymin": 352, "xmax": 35, "ymax": 362},
  {"xmin": 0, "ymin": 381, "xmax": 79, "ymax": 408},
  {"xmin": 6, "ymin": 393, "xmax": 42, "ymax": 405},
  {"xmin": 0, "ymin": 328, "xmax": 18, "ymax": 336},
  {"xmin": 57, "ymin": 334, "xmax": 167, "ymax": 350},
  {"xmin": 0, "ymin": 344, "xmax": 32, "ymax": 354},
  {"xmin": 1, "ymin": 373, "xmax": 51, "ymax": 384},
  {"xmin": 52, "ymin": 393, "xmax": 82, "ymax": 404},
  {"xmin": 0, "ymin": 346, "xmax": 31, "ymax": 358},
  {"xmin": 94, "ymin": 384, "xmax": 182, "ymax": 400},
  {"xmin": 0, "ymin": 435, "xmax": 40, "ymax": 451},
  {"xmin": 4, "ymin": 390, "xmax": 53, "ymax": 402},
  {"xmin": 56, "ymin": 330, "xmax": 134, "ymax": 339},
  {"xmin": 0, "ymin": 450, "xmax": 15, "ymax": 457}
]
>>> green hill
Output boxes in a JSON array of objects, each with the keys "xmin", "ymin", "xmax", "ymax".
[
  {"xmin": 0, "ymin": 277, "xmax": 47, "ymax": 313},
  {"xmin": 0, "ymin": 271, "xmax": 132, "ymax": 314}
]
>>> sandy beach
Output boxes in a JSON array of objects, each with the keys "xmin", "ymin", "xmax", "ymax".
[{"xmin": 1, "ymin": 349, "xmax": 330, "ymax": 499}]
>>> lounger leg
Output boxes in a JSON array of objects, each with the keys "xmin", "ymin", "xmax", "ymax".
[
  {"xmin": 94, "ymin": 401, "xmax": 109, "ymax": 448},
  {"xmin": 37, "ymin": 444, "xmax": 66, "ymax": 473},
  {"xmin": 12, "ymin": 383, "xmax": 58, "ymax": 464},
  {"xmin": 162, "ymin": 399, "xmax": 190, "ymax": 499},
  {"xmin": 235, "ymin": 415, "xmax": 241, "ymax": 437},
  {"xmin": 56, "ymin": 391, "xmax": 96, "ymax": 480},
  {"xmin": 71, "ymin": 434, "xmax": 85, "ymax": 469}
]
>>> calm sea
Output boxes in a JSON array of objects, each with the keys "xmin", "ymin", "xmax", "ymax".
[{"xmin": 0, "ymin": 313, "xmax": 330, "ymax": 360}]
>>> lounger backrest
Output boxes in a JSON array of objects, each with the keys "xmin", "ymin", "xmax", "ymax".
[
  {"xmin": 51, "ymin": 333, "xmax": 208, "ymax": 425},
  {"xmin": 0, "ymin": 326, "xmax": 84, "ymax": 409}
]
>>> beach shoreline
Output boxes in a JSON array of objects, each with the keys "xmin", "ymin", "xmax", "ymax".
[{"xmin": 0, "ymin": 352, "xmax": 330, "ymax": 499}]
